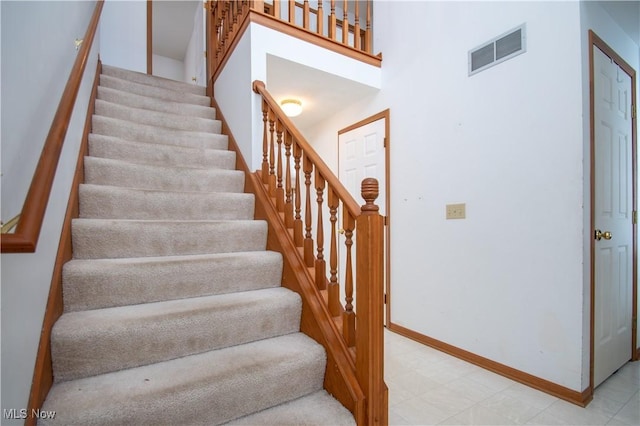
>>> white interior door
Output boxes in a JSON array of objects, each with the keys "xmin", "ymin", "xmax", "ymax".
[
  {"xmin": 593, "ymin": 45, "xmax": 634, "ymax": 388},
  {"xmin": 338, "ymin": 118, "xmax": 386, "ymax": 319}
]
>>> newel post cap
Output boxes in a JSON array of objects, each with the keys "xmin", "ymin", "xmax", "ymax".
[{"xmin": 361, "ymin": 178, "xmax": 379, "ymax": 213}]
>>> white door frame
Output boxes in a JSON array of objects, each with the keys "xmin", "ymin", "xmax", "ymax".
[
  {"xmin": 338, "ymin": 110, "xmax": 391, "ymax": 325},
  {"xmin": 589, "ymin": 30, "xmax": 638, "ymax": 392}
]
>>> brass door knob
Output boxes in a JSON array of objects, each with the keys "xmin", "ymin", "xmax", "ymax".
[
  {"xmin": 594, "ymin": 229, "xmax": 612, "ymax": 241},
  {"xmin": 338, "ymin": 228, "xmax": 345, "ymax": 235}
]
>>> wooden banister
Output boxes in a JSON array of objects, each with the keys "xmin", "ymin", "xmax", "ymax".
[
  {"xmin": 253, "ymin": 80, "xmax": 362, "ymax": 217},
  {"xmin": 252, "ymin": 79, "xmax": 387, "ymax": 425},
  {"xmin": 208, "ymin": 1, "xmax": 379, "ymax": 83},
  {"xmin": 1, "ymin": 0, "xmax": 104, "ymax": 253}
]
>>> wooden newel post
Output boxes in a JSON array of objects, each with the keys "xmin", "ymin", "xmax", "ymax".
[{"xmin": 355, "ymin": 178, "xmax": 388, "ymax": 426}]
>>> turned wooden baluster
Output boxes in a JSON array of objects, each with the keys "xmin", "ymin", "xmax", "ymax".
[
  {"xmin": 275, "ymin": 121, "xmax": 285, "ymax": 211},
  {"xmin": 342, "ymin": 209, "xmax": 356, "ymax": 347},
  {"xmin": 284, "ymin": 132, "xmax": 294, "ymax": 228},
  {"xmin": 303, "ymin": 153, "xmax": 314, "ymax": 267},
  {"xmin": 364, "ymin": 0, "xmax": 372, "ymax": 53},
  {"xmin": 303, "ymin": 0, "xmax": 310, "ymax": 30},
  {"xmin": 288, "ymin": 0, "xmax": 295, "ymax": 24},
  {"xmin": 315, "ymin": 171, "xmax": 326, "ymax": 290},
  {"xmin": 293, "ymin": 141, "xmax": 303, "ymax": 246},
  {"xmin": 261, "ymin": 100, "xmax": 269, "ymax": 184},
  {"xmin": 222, "ymin": 2, "xmax": 231, "ymax": 53},
  {"xmin": 273, "ymin": 0, "xmax": 281, "ymax": 19},
  {"xmin": 268, "ymin": 109, "xmax": 276, "ymax": 196},
  {"xmin": 355, "ymin": 177, "xmax": 387, "ymax": 426},
  {"xmin": 328, "ymin": 187, "xmax": 341, "ymax": 317},
  {"xmin": 342, "ymin": 0, "xmax": 348, "ymax": 45},
  {"xmin": 354, "ymin": 0, "xmax": 361, "ymax": 50},
  {"xmin": 231, "ymin": 1, "xmax": 239, "ymax": 31},
  {"xmin": 317, "ymin": 0, "xmax": 324, "ymax": 37},
  {"xmin": 328, "ymin": 0, "xmax": 336, "ymax": 39}
]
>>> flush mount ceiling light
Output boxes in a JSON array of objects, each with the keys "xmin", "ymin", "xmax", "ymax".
[{"xmin": 280, "ymin": 99, "xmax": 303, "ymax": 117}]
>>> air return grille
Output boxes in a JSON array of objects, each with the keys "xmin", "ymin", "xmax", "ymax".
[{"xmin": 469, "ymin": 24, "xmax": 526, "ymax": 76}]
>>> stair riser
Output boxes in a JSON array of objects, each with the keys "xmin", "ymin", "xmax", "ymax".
[
  {"xmin": 41, "ymin": 334, "xmax": 326, "ymax": 426},
  {"xmin": 72, "ymin": 220, "xmax": 268, "ymax": 259},
  {"xmin": 95, "ymin": 99, "xmax": 221, "ymax": 133},
  {"xmin": 100, "ymin": 74, "xmax": 210, "ymax": 106},
  {"xmin": 79, "ymin": 185, "xmax": 255, "ymax": 220},
  {"xmin": 88, "ymin": 135, "xmax": 236, "ymax": 170},
  {"xmin": 52, "ymin": 289, "xmax": 302, "ymax": 382},
  {"xmin": 84, "ymin": 157, "xmax": 244, "ymax": 193},
  {"xmin": 63, "ymin": 252, "xmax": 284, "ymax": 312},
  {"xmin": 102, "ymin": 64, "xmax": 207, "ymax": 96},
  {"xmin": 97, "ymin": 86, "xmax": 216, "ymax": 120},
  {"xmin": 92, "ymin": 116, "xmax": 228, "ymax": 151}
]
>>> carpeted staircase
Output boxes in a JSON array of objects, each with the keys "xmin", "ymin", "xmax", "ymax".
[{"xmin": 40, "ymin": 65, "xmax": 355, "ymax": 426}]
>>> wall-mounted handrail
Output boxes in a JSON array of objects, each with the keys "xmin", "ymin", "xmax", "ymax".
[
  {"xmin": 1, "ymin": 0, "xmax": 104, "ymax": 253},
  {"xmin": 253, "ymin": 79, "xmax": 387, "ymax": 425}
]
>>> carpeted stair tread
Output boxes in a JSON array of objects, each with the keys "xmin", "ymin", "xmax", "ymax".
[
  {"xmin": 41, "ymin": 64, "xmax": 355, "ymax": 425},
  {"xmin": 100, "ymin": 74, "xmax": 210, "ymax": 106},
  {"xmin": 92, "ymin": 115, "xmax": 228, "ymax": 150},
  {"xmin": 88, "ymin": 134, "xmax": 236, "ymax": 170},
  {"xmin": 63, "ymin": 251, "xmax": 284, "ymax": 312},
  {"xmin": 97, "ymin": 86, "xmax": 216, "ymax": 119},
  {"xmin": 95, "ymin": 99, "xmax": 221, "ymax": 133},
  {"xmin": 41, "ymin": 333, "xmax": 326, "ymax": 426},
  {"xmin": 72, "ymin": 219, "xmax": 268, "ymax": 259},
  {"xmin": 102, "ymin": 64, "xmax": 206, "ymax": 96},
  {"xmin": 224, "ymin": 390, "xmax": 356, "ymax": 425},
  {"xmin": 52, "ymin": 287, "xmax": 302, "ymax": 382},
  {"xmin": 79, "ymin": 184, "xmax": 255, "ymax": 220},
  {"xmin": 84, "ymin": 156, "xmax": 244, "ymax": 193}
]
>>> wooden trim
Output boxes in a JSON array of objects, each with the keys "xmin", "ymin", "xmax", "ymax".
[
  {"xmin": 25, "ymin": 59, "xmax": 102, "ymax": 426},
  {"xmin": 588, "ymin": 30, "xmax": 639, "ymax": 388},
  {"xmin": 337, "ymin": 110, "xmax": 392, "ymax": 326},
  {"xmin": 147, "ymin": 0, "xmax": 153, "ymax": 75},
  {"xmin": 1, "ymin": 0, "xmax": 104, "ymax": 253},
  {"xmin": 388, "ymin": 322, "xmax": 593, "ymax": 407},
  {"xmin": 211, "ymin": 96, "xmax": 366, "ymax": 424},
  {"xmin": 212, "ymin": 8, "xmax": 381, "ymax": 83},
  {"xmin": 249, "ymin": 12, "xmax": 381, "ymax": 66}
]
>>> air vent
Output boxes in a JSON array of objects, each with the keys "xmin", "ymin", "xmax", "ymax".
[{"xmin": 469, "ymin": 24, "xmax": 526, "ymax": 76}]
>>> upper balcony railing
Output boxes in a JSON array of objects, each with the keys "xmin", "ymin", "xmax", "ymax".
[{"xmin": 208, "ymin": 0, "xmax": 378, "ymax": 81}]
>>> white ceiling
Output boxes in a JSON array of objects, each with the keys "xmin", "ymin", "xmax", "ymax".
[
  {"xmin": 266, "ymin": 55, "xmax": 380, "ymax": 131},
  {"xmin": 152, "ymin": 0, "xmax": 200, "ymax": 61}
]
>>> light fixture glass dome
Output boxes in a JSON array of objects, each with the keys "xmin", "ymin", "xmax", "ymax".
[{"xmin": 280, "ymin": 99, "xmax": 303, "ymax": 117}]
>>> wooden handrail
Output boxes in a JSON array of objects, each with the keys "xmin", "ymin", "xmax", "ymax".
[
  {"xmin": 252, "ymin": 79, "xmax": 387, "ymax": 425},
  {"xmin": 252, "ymin": 80, "xmax": 361, "ymax": 217},
  {"xmin": 208, "ymin": 1, "xmax": 379, "ymax": 82},
  {"xmin": 1, "ymin": 0, "xmax": 104, "ymax": 253}
]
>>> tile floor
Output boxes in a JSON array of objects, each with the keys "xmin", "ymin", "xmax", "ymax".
[{"xmin": 385, "ymin": 329, "xmax": 640, "ymax": 425}]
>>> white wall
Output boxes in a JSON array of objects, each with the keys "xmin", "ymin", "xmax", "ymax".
[
  {"xmin": 0, "ymin": 1, "xmax": 100, "ymax": 421},
  {"xmin": 580, "ymin": 0, "xmax": 640, "ymax": 359},
  {"xmin": 153, "ymin": 54, "xmax": 184, "ymax": 81},
  {"xmin": 305, "ymin": 1, "xmax": 588, "ymax": 391},
  {"xmin": 100, "ymin": 0, "xmax": 146, "ymax": 72},
  {"xmin": 184, "ymin": 1, "xmax": 205, "ymax": 86},
  {"xmin": 215, "ymin": 22, "xmax": 381, "ymax": 172}
]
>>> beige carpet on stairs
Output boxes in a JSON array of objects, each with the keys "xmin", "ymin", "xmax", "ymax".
[{"xmin": 39, "ymin": 64, "xmax": 355, "ymax": 426}]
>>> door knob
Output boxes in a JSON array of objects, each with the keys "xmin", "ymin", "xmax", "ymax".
[{"xmin": 594, "ymin": 229, "xmax": 612, "ymax": 241}]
